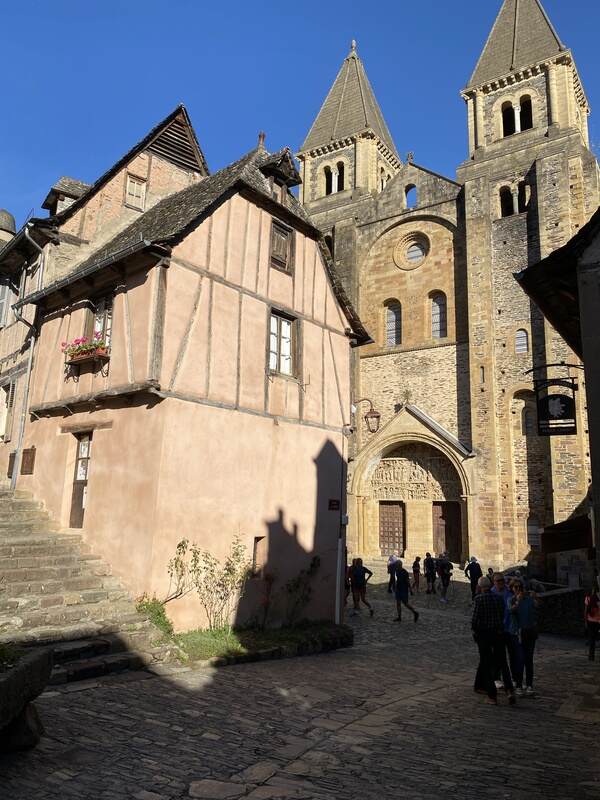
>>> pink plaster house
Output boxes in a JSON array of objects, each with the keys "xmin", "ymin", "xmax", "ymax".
[{"xmin": 0, "ymin": 108, "xmax": 370, "ymax": 630}]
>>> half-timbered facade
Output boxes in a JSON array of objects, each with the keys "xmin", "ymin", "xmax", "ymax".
[{"xmin": 0, "ymin": 109, "xmax": 368, "ymax": 629}]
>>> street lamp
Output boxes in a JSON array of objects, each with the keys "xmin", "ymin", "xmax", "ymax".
[{"xmin": 352, "ymin": 398, "xmax": 381, "ymax": 434}]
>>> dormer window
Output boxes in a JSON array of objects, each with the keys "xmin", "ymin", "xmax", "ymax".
[{"xmin": 125, "ymin": 174, "xmax": 146, "ymax": 211}]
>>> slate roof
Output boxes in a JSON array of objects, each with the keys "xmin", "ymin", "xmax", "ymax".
[
  {"xmin": 467, "ymin": 0, "xmax": 565, "ymax": 89},
  {"xmin": 300, "ymin": 42, "xmax": 398, "ymax": 157},
  {"xmin": 53, "ymin": 176, "xmax": 90, "ymax": 198},
  {"xmin": 18, "ymin": 145, "xmax": 371, "ymax": 345}
]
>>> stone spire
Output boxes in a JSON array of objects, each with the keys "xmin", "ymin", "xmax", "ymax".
[
  {"xmin": 467, "ymin": 0, "xmax": 565, "ymax": 89},
  {"xmin": 300, "ymin": 41, "xmax": 398, "ymax": 157}
]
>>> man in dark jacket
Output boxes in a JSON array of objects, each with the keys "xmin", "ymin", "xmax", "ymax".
[
  {"xmin": 424, "ymin": 552, "xmax": 436, "ymax": 594},
  {"xmin": 465, "ymin": 557, "xmax": 483, "ymax": 600},
  {"xmin": 472, "ymin": 576, "xmax": 509, "ymax": 705}
]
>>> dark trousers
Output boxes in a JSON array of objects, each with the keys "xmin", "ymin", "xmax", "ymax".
[
  {"xmin": 515, "ymin": 630, "xmax": 537, "ymax": 687},
  {"xmin": 470, "ymin": 579, "xmax": 478, "ymax": 600},
  {"xmin": 493, "ymin": 632, "xmax": 515, "ymax": 692},
  {"xmin": 588, "ymin": 622, "xmax": 599, "ymax": 660},
  {"xmin": 388, "ymin": 570, "xmax": 395, "ymax": 593},
  {"xmin": 474, "ymin": 630, "xmax": 502, "ymax": 700}
]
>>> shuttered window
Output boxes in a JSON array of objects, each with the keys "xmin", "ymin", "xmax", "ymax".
[
  {"xmin": 125, "ymin": 174, "xmax": 146, "ymax": 211},
  {"xmin": 270, "ymin": 221, "xmax": 294, "ymax": 272},
  {"xmin": 385, "ymin": 303, "xmax": 402, "ymax": 347},
  {"xmin": 269, "ymin": 312, "xmax": 294, "ymax": 376},
  {"xmin": 90, "ymin": 296, "xmax": 113, "ymax": 347},
  {"xmin": 431, "ymin": 292, "xmax": 447, "ymax": 339}
]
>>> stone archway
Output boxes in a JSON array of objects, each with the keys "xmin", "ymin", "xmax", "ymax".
[{"xmin": 351, "ymin": 440, "xmax": 469, "ymax": 563}]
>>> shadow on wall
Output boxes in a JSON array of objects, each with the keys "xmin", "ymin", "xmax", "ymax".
[{"xmin": 235, "ymin": 438, "xmax": 346, "ymax": 629}]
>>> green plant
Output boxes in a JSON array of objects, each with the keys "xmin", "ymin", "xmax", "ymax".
[
  {"xmin": 166, "ymin": 536, "xmax": 252, "ymax": 631},
  {"xmin": 283, "ymin": 556, "xmax": 320, "ymax": 626},
  {"xmin": 136, "ymin": 595, "xmax": 174, "ymax": 637}
]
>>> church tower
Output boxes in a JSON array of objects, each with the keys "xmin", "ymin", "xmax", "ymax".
[
  {"xmin": 297, "ymin": 42, "xmax": 401, "ymax": 301},
  {"xmin": 457, "ymin": 0, "xmax": 599, "ymax": 564}
]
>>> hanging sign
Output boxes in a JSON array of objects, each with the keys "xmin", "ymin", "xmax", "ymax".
[{"xmin": 534, "ymin": 377, "xmax": 577, "ymax": 436}]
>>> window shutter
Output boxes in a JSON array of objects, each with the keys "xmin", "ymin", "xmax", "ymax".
[
  {"xmin": 7, "ymin": 451, "xmax": 16, "ymax": 479},
  {"xmin": 270, "ymin": 223, "xmax": 291, "ymax": 270},
  {"xmin": 3, "ymin": 382, "xmax": 16, "ymax": 443},
  {"xmin": 0, "ymin": 282, "xmax": 9, "ymax": 328},
  {"xmin": 21, "ymin": 446, "xmax": 36, "ymax": 475}
]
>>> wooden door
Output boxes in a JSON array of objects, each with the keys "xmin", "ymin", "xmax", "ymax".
[
  {"xmin": 379, "ymin": 502, "xmax": 406, "ymax": 556},
  {"xmin": 432, "ymin": 502, "xmax": 462, "ymax": 562},
  {"xmin": 70, "ymin": 433, "xmax": 92, "ymax": 529}
]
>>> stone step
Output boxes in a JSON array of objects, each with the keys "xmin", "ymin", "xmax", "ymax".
[
  {"xmin": 0, "ymin": 564, "xmax": 87, "ymax": 583},
  {"xmin": 0, "ymin": 532, "xmax": 83, "ymax": 551},
  {"xmin": 0, "ymin": 553, "xmax": 81, "ymax": 572},
  {"xmin": 0, "ymin": 587, "xmax": 111, "ymax": 613},
  {"xmin": 0, "ymin": 599, "xmax": 143, "ymax": 633},
  {"xmin": 49, "ymin": 650, "xmax": 148, "ymax": 685},
  {"xmin": 0, "ymin": 521, "xmax": 60, "ymax": 537}
]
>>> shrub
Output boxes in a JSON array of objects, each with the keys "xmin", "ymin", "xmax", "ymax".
[{"xmin": 136, "ymin": 596, "xmax": 174, "ymax": 637}]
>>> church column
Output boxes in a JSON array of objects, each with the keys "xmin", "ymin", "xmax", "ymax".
[
  {"xmin": 546, "ymin": 61, "xmax": 558, "ymax": 126},
  {"xmin": 514, "ymin": 104, "xmax": 522, "ymax": 133},
  {"xmin": 467, "ymin": 95, "xmax": 476, "ymax": 156},
  {"xmin": 475, "ymin": 90, "xmax": 485, "ymax": 149},
  {"xmin": 511, "ymin": 186, "xmax": 519, "ymax": 215},
  {"xmin": 332, "ymin": 167, "xmax": 339, "ymax": 194}
]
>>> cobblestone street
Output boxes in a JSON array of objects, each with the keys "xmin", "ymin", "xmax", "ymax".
[{"xmin": 2, "ymin": 581, "xmax": 600, "ymax": 799}]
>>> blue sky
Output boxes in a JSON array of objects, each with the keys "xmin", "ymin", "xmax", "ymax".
[{"xmin": 1, "ymin": 0, "xmax": 598, "ymax": 227}]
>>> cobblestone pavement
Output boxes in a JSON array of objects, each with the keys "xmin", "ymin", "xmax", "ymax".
[{"xmin": 2, "ymin": 580, "xmax": 600, "ymax": 799}]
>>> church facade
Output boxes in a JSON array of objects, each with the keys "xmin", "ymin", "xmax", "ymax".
[{"xmin": 297, "ymin": 0, "xmax": 599, "ymax": 568}]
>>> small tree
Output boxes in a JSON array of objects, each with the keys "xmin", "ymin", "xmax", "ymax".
[{"xmin": 166, "ymin": 537, "xmax": 251, "ymax": 631}]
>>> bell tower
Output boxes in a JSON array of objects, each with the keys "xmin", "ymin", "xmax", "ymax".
[{"xmin": 457, "ymin": 0, "xmax": 599, "ymax": 564}]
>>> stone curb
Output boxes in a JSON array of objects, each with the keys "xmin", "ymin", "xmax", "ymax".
[{"xmin": 190, "ymin": 627, "xmax": 354, "ymax": 671}]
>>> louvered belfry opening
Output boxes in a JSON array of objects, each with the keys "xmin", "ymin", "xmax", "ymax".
[{"xmin": 147, "ymin": 115, "xmax": 204, "ymax": 173}]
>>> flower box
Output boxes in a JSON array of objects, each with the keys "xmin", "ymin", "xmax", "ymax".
[{"xmin": 65, "ymin": 347, "xmax": 110, "ymax": 366}]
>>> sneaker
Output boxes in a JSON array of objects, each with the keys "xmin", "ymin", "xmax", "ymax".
[
  {"xmin": 515, "ymin": 688, "xmax": 524, "ymax": 697},
  {"xmin": 414, "ymin": 611, "xmax": 420, "ymax": 624},
  {"xmin": 525, "ymin": 686, "xmax": 535, "ymax": 697},
  {"xmin": 494, "ymin": 680, "xmax": 503, "ymax": 690}
]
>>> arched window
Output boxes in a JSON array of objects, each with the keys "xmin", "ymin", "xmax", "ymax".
[
  {"xmin": 500, "ymin": 186, "xmax": 514, "ymax": 218},
  {"xmin": 518, "ymin": 181, "xmax": 528, "ymax": 213},
  {"xmin": 324, "ymin": 166, "xmax": 333, "ymax": 196},
  {"xmin": 502, "ymin": 102, "xmax": 516, "ymax": 137},
  {"xmin": 520, "ymin": 96, "xmax": 533, "ymax": 131},
  {"xmin": 515, "ymin": 328, "xmax": 529, "ymax": 354},
  {"xmin": 385, "ymin": 302, "xmax": 402, "ymax": 347},
  {"xmin": 336, "ymin": 162, "xmax": 345, "ymax": 192},
  {"xmin": 522, "ymin": 406, "xmax": 536, "ymax": 436},
  {"xmin": 405, "ymin": 184, "xmax": 417, "ymax": 209},
  {"xmin": 431, "ymin": 292, "xmax": 447, "ymax": 339},
  {"xmin": 380, "ymin": 168, "xmax": 385, "ymax": 192}
]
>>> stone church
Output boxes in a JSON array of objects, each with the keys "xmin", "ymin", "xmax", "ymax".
[{"xmin": 297, "ymin": 0, "xmax": 599, "ymax": 568}]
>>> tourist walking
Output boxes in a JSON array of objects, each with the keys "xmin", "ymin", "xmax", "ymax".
[
  {"xmin": 471, "ymin": 576, "xmax": 507, "ymax": 705},
  {"xmin": 350, "ymin": 558, "xmax": 374, "ymax": 616},
  {"xmin": 465, "ymin": 557, "xmax": 483, "ymax": 600},
  {"xmin": 491, "ymin": 573, "xmax": 518, "ymax": 702},
  {"xmin": 585, "ymin": 586, "xmax": 600, "ymax": 661},
  {"xmin": 394, "ymin": 560, "xmax": 419, "ymax": 623},
  {"xmin": 438, "ymin": 553, "xmax": 453, "ymax": 603},
  {"xmin": 387, "ymin": 553, "xmax": 400, "ymax": 593},
  {"xmin": 412, "ymin": 556, "xmax": 421, "ymax": 593},
  {"xmin": 424, "ymin": 552, "xmax": 436, "ymax": 594},
  {"xmin": 509, "ymin": 579, "xmax": 539, "ymax": 695}
]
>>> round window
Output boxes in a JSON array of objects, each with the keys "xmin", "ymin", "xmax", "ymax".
[
  {"xmin": 406, "ymin": 242, "xmax": 426, "ymax": 265},
  {"xmin": 393, "ymin": 232, "xmax": 431, "ymax": 271}
]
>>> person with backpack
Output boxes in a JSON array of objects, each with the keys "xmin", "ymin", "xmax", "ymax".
[
  {"xmin": 349, "ymin": 558, "xmax": 374, "ymax": 617},
  {"xmin": 424, "ymin": 552, "xmax": 436, "ymax": 594},
  {"xmin": 394, "ymin": 560, "xmax": 419, "ymax": 624},
  {"xmin": 465, "ymin": 557, "xmax": 483, "ymax": 600},
  {"xmin": 584, "ymin": 586, "xmax": 600, "ymax": 661},
  {"xmin": 509, "ymin": 578, "xmax": 539, "ymax": 695}
]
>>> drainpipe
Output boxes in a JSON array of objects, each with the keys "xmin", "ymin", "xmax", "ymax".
[{"xmin": 10, "ymin": 227, "xmax": 43, "ymax": 490}]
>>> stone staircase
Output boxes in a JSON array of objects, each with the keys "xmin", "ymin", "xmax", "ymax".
[{"xmin": 0, "ymin": 489, "xmax": 173, "ymax": 683}]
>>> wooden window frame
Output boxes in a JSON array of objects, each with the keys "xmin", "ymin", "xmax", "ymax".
[
  {"xmin": 269, "ymin": 220, "xmax": 295, "ymax": 274},
  {"xmin": 124, "ymin": 173, "xmax": 146, "ymax": 212},
  {"xmin": 268, "ymin": 310, "xmax": 297, "ymax": 378},
  {"xmin": 86, "ymin": 294, "xmax": 114, "ymax": 349}
]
